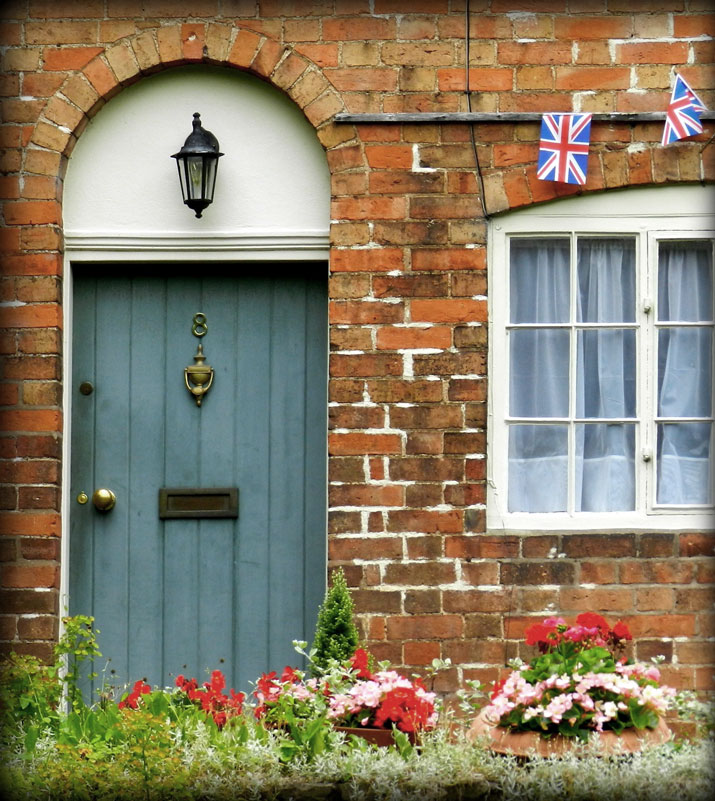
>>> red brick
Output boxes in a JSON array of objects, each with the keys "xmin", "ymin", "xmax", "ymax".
[
  {"xmin": 328, "ymin": 68, "xmax": 397, "ymax": 92},
  {"xmin": 331, "ymin": 248, "xmax": 404, "ymax": 273},
  {"xmin": 554, "ymin": 16, "xmax": 633, "ymax": 40},
  {"xmin": 413, "ymin": 351, "xmax": 486, "ymax": 376},
  {"xmin": 332, "ymin": 196, "xmax": 407, "ymax": 221},
  {"xmin": 25, "ymin": 20, "xmax": 98, "ymax": 44},
  {"xmin": 445, "ymin": 589, "xmax": 513, "ymax": 613},
  {"xmin": 367, "ymin": 380, "xmax": 443, "ymax": 404},
  {"xmin": 403, "ymin": 640, "xmax": 441, "ymax": 665},
  {"xmin": 437, "ymin": 68, "xmax": 512, "ymax": 92},
  {"xmin": 498, "ymin": 41, "xmax": 573, "ymax": 65},
  {"xmin": 673, "ymin": 14, "xmax": 715, "ymax": 39},
  {"xmin": 411, "ymin": 298, "xmax": 486, "ymax": 324},
  {"xmin": 156, "ymin": 25, "xmax": 183, "ymax": 66},
  {"xmin": 616, "ymin": 42, "xmax": 689, "ymax": 65},
  {"xmin": 330, "ymin": 300, "xmax": 404, "ymax": 325},
  {"xmin": 322, "ymin": 17, "xmax": 397, "ymax": 41},
  {"xmin": 19, "ymin": 537, "xmax": 60, "ymax": 560},
  {"xmin": 373, "ymin": 274, "xmax": 449, "ymax": 299},
  {"xmin": 376, "ymin": 326, "xmax": 451, "ymax": 350},
  {"xmin": 252, "ymin": 38, "xmax": 284, "ymax": 77},
  {"xmin": 390, "ymin": 406, "xmax": 461, "ymax": 430},
  {"xmin": 0, "ymin": 410, "xmax": 61, "ymax": 433},
  {"xmin": 369, "ymin": 171, "xmax": 444, "ymax": 195},
  {"xmin": 330, "ymin": 352, "xmax": 403, "ymax": 378},
  {"xmin": 559, "ymin": 587, "xmax": 634, "ymax": 612},
  {"xmin": 328, "ymin": 484, "xmax": 404, "ymax": 507},
  {"xmin": 555, "ymin": 67, "xmax": 631, "ymax": 91},
  {"xmin": 17, "ymin": 615, "xmax": 58, "ymax": 640},
  {"xmin": 445, "ymin": 535, "xmax": 519, "ymax": 559},
  {"xmin": 626, "ymin": 614, "xmax": 697, "ymax": 639},
  {"xmin": 83, "ymin": 57, "xmax": 119, "ymax": 97},
  {"xmin": 386, "ymin": 614, "xmax": 462, "ymax": 640},
  {"xmin": 365, "ymin": 145, "xmax": 413, "ymax": 169},
  {"xmin": 329, "ymin": 535, "xmax": 403, "ymax": 562},
  {"xmin": 42, "ymin": 46, "xmax": 103, "ymax": 70},
  {"xmin": 385, "ymin": 561, "xmax": 455, "ymax": 585},
  {"xmin": 387, "ymin": 509, "xmax": 463, "ymax": 534},
  {"xmin": 0, "ymin": 588, "xmax": 57, "ymax": 614},
  {"xmin": 411, "ymin": 248, "xmax": 485, "ymax": 272},
  {"xmin": 680, "ymin": 532, "xmax": 715, "ymax": 557},
  {"xmin": 409, "ymin": 196, "xmax": 482, "ymax": 219},
  {"xmin": 620, "ymin": 560, "xmax": 694, "ymax": 585},
  {"xmin": 3, "ymin": 201, "xmax": 61, "ymax": 226},
  {"xmin": 562, "ymin": 534, "xmax": 636, "ymax": 558},
  {"xmin": 1, "ymin": 565, "xmax": 59, "ymax": 589},
  {"xmin": 329, "ymin": 433, "xmax": 402, "ymax": 455},
  {"xmin": 181, "ymin": 22, "xmax": 205, "ymax": 62},
  {"xmin": 461, "ymin": 561, "xmax": 500, "ymax": 586}
]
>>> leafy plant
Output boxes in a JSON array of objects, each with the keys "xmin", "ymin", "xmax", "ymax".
[
  {"xmin": 0, "ymin": 614, "xmax": 100, "ymax": 750},
  {"xmin": 486, "ymin": 613, "xmax": 676, "ymax": 740},
  {"xmin": 310, "ymin": 566, "xmax": 359, "ymax": 676}
]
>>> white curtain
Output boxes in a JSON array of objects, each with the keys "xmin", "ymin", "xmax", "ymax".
[
  {"xmin": 509, "ymin": 237, "xmax": 713, "ymax": 513},
  {"xmin": 656, "ymin": 241, "xmax": 713, "ymax": 504},
  {"xmin": 509, "ymin": 238, "xmax": 637, "ymax": 512}
]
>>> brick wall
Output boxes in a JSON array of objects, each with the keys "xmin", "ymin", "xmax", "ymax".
[{"xmin": 1, "ymin": 0, "xmax": 713, "ymax": 696}]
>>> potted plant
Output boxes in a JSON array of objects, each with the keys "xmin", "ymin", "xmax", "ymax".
[
  {"xmin": 469, "ymin": 613, "xmax": 675, "ymax": 756},
  {"xmin": 253, "ymin": 647, "xmax": 438, "ymax": 746}
]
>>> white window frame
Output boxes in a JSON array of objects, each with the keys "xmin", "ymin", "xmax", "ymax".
[{"xmin": 487, "ymin": 185, "xmax": 715, "ymax": 532}]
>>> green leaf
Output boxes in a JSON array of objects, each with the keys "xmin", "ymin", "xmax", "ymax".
[{"xmin": 23, "ymin": 726, "xmax": 39, "ymax": 753}]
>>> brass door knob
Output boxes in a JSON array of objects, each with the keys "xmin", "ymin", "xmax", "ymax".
[{"xmin": 92, "ymin": 488, "xmax": 116, "ymax": 512}]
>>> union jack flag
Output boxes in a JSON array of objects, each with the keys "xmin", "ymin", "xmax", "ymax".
[
  {"xmin": 662, "ymin": 74, "xmax": 707, "ymax": 146},
  {"xmin": 537, "ymin": 113, "xmax": 592, "ymax": 185}
]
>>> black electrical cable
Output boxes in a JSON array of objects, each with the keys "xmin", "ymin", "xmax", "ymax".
[{"xmin": 465, "ymin": 0, "xmax": 491, "ymax": 221}]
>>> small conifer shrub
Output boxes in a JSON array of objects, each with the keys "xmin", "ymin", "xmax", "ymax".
[{"xmin": 311, "ymin": 567, "xmax": 359, "ymax": 676}]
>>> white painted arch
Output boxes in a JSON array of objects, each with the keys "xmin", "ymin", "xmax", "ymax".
[
  {"xmin": 60, "ymin": 65, "xmax": 331, "ymax": 617},
  {"xmin": 63, "ymin": 65, "xmax": 330, "ymax": 260}
]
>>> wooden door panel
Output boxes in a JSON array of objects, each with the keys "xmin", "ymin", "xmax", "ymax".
[{"xmin": 70, "ymin": 266, "xmax": 327, "ymax": 694}]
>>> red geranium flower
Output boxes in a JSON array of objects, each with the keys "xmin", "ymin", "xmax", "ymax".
[
  {"xmin": 175, "ymin": 669, "xmax": 244, "ymax": 728},
  {"xmin": 350, "ymin": 648, "xmax": 373, "ymax": 680},
  {"xmin": 576, "ymin": 612, "xmax": 609, "ymax": 633},
  {"xmin": 612, "ymin": 620, "xmax": 632, "ymax": 641},
  {"xmin": 119, "ymin": 679, "xmax": 151, "ymax": 710}
]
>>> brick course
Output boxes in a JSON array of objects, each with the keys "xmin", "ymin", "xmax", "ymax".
[{"xmin": 1, "ymin": 0, "xmax": 713, "ymax": 698}]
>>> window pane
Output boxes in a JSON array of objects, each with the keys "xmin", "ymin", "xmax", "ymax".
[
  {"xmin": 658, "ymin": 328, "xmax": 712, "ymax": 417},
  {"xmin": 575, "ymin": 424, "xmax": 635, "ymax": 511},
  {"xmin": 577, "ymin": 238, "xmax": 636, "ymax": 323},
  {"xmin": 510, "ymin": 329, "xmax": 569, "ymax": 417},
  {"xmin": 509, "ymin": 425, "xmax": 567, "ymax": 512},
  {"xmin": 657, "ymin": 423, "xmax": 712, "ymax": 504},
  {"xmin": 577, "ymin": 329, "xmax": 636, "ymax": 418},
  {"xmin": 510, "ymin": 238, "xmax": 570, "ymax": 323},
  {"xmin": 658, "ymin": 240, "xmax": 713, "ymax": 322}
]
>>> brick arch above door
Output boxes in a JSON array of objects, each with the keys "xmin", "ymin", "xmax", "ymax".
[{"xmin": 28, "ymin": 23, "xmax": 362, "ymax": 182}]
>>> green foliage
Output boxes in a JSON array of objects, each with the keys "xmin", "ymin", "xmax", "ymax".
[
  {"xmin": 310, "ymin": 567, "xmax": 359, "ymax": 676},
  {"xmin": 2, "ymin": 615, "xmax": 713, "ymax": 800},
  {"xmin": 0, "ymin": 614, "xmax": 101, "ymax": 750}
]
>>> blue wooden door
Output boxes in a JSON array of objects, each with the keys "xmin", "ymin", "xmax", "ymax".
[{"xmin": 69, "ymin": 265, "xmax": 327, "ymax": 694}]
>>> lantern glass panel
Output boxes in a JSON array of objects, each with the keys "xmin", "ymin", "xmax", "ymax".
[{"xmin": 187, "ymin": 155, "xmax": 204, "ymax": 200}]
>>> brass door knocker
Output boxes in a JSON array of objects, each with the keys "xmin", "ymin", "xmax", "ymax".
[{"xmin": 184, "ymin": 313, "xmax": 214, "ymax": 406}]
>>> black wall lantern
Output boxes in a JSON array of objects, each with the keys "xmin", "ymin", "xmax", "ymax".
[{"xmin": 171, "ymin": 112, "xmax": 223, "ymax": 218}]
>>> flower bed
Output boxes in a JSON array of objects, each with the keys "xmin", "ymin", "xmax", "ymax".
[{"xmin": 1, "ymin": 616, "xmax": 713, "ymax": 800}]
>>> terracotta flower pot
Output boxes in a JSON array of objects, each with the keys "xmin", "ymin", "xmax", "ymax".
[
  {"xmin": 335, "ymin": 725, "xmax": 418, "ymax": 746},
  {"xmin": 467, "ymin": 708, "xmax": 672, "ymax": 757}
]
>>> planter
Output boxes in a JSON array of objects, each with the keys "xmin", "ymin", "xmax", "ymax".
[
  {"xmin": 335, "ymin": 726, "xmax": 418, "ymax": 746},
  {"xmin": 468, "ymin": 708, "xmax": 672, "ymax": 757}
]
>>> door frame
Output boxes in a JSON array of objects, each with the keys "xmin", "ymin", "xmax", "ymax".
[{"xmin": 60, "ymin": 231, "xmax": 330, "ymax": 638}]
